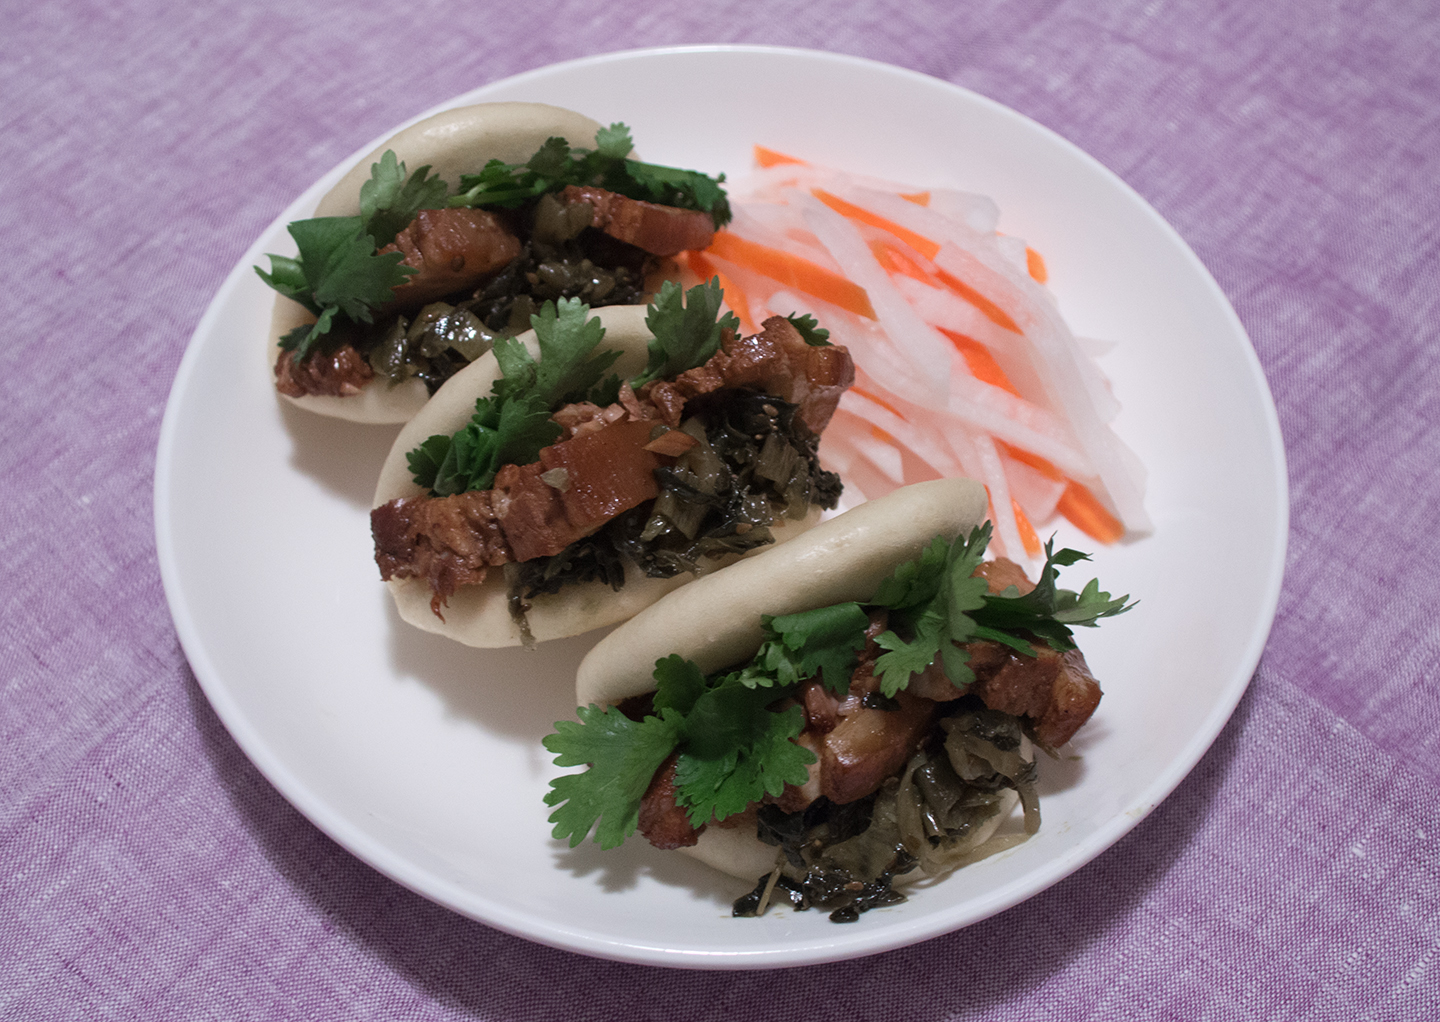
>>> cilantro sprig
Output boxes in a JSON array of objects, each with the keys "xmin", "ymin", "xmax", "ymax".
[
  {"xmin": 630, "ymin": 278, "xmax": 740, "ymax": 389},
  {"xmin": 543, "ymin": 526, "xmax": 1134, "ymax": 849},
  {"xmin": 449, "ymin": 122, "xmax": 732, "ymax": 229},
  {"xmin": 407, "ymin": 279, "xmax": 740, "ymax": 496},
  {"xmin": 256, "ymin": 151, "xmax": 448, "ymax": 360},
  {"xmin": 407, "ymin": 297, "xmax": 622, "ymax": 495}
]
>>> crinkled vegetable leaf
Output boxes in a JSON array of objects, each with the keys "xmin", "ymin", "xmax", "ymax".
[
  {"xmin": 785, "ymin": 312, "xmax": 832, "ymax": 347},
  {"xmin": 673, "ymin": 704, "xmax": 813, "ymax": 828},
  {"xmin": 359, "ymin": 150, "xmax": 448, "ymax": 247},
  {"xmin": 543, "ymin": 705, "xmax": 683, "ymax": 850},
  {"xmin": 631, "ymin": 278, "xmax": 739, "ymax": 389},
  {"xmin": 450, "ymin": 123, "xmax": 731, "ymax": 228},
  {"xmin": 256, "ymin": 215, "xmax": 414, "ymax": 360}
]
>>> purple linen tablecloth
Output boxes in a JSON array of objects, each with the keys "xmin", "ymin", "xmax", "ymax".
[{"xmin": 3, "ymin": 1, "xmax": 1438, "ymax": 1018}]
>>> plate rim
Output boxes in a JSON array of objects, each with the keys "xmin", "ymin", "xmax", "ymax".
[{"xmin": 154, "ymin": 43, "xmax": 1290, "ymax": 968}]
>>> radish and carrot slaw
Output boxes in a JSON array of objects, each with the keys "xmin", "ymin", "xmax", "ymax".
[{"xmin": 678, "ymin": 146, "xmax": 1150, "ymax": 561}]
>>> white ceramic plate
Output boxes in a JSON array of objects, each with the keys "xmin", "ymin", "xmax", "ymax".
[{"xmin": 154, "ymin": 46, "xmax": 1287, "ymax": 968}]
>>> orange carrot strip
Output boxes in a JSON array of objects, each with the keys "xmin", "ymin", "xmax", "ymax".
[
  {"xmin": 685, "ymin": 251, "xmax": 757, "ymax": 334},
  {"xmin": 1056, "ymin": 482, "xmax": 1125, "ymax": 544},
  {"xmin": 932, "ymin": 266, "xmax": 1022, "ymax": 334},
  {"xmin": 812, "ymin": 188, "xmax": 941, "ymax": 260},
  {"xmin": 996, "ymin": 441, "xmax": 1066, "ymax": 482},
  {"xmin": 1025, "ymin": 247, "xmax": 1048, "ymax": 284},
  {"xmin": 901, "ymin": 191, "xmax": 930, "ymax": 206},
  {"xmin": 869, "ymin": 240, "xmax": 932, "ymax": 285},
  {"xmin": 754, "ymin": 145, "xmax": 806, "ymax": 168},
  {"xmin": 849, "ymin": 385, "xmax": 908, "ymax": 420},
  {"xmin": 937, "ymin": 327, "xmax": 1020, "ymax": 395},
  {"xmin": 705, "ymin": 231, "xmax": 877, "ymax": 319},
  {"xmin": 870, "ymin": 424, "xmax": 900, "ymax": 446},
  {"xmin": 1012, "ymin": 498, "xmax": 1042, "ymax": 557}
]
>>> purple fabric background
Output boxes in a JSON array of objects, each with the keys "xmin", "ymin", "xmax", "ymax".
[{"xmin": 3, "ymin": 0, "xmax": 1438, "ymax": 1018}]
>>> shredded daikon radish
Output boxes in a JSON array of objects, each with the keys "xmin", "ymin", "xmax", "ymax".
[{"xmin": 682, "ymin": 149, "xmax": 1150, "ymax": 557}]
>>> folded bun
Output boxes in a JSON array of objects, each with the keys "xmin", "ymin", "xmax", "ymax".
[
  {"xmin": 273, "ymin": 103, "xmax": 607, "ymax": 424},
  {"xmin": 574, "ymin": 478, "xmax": 992, "ymax": 882},
  {"xmin": 576, "ymin": 478, "xmax": 989, "ymax": 708},
  {"xmin": 372, "ymin": 304, "xmax": 823, "ymax": 647}
]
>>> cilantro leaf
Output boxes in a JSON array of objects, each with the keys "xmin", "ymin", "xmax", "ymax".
[
  {"xmin": 593, "ymin": 122, "xmax": 633, "ymax": 159},
  {"xmin": 405, "ymin": 434, "xmax": 452, "ymax": 492},
  {"xmin": 359, "ymin": 150, "xmax": 448, "ymax": 247},
  {"xmin": 970, "ymin": 536, "xmax": 1134, "ymax": 650},
  {"xmin": 450, "ymin": 123, "xmax": 732, "ymax": 228},
  {"xmin": 871, "ymin": 535, "xmax": 948, "ymax": 611},
  {"xmin": 873, "ymin": 617, "xmax": 944, "ymax": 697},
  {"xmin": 673, "ymin": 704, "xmax": 813, "ymax": 827},
  {"xmin": 528, "ymin": 297, "xmax": 623, "ymax": 405},
  {"xmin": 543, "ymin": 704, "xmax": 683, "ymax": 849},
  {"xmin": 682, "ymin": 678, "xmax": 792, "ymax": 761},
  {"xmin": 785, "ymin": 313, "xmax": 832, "ymax": 346},
  {"xmin": 765, "ymin": 603, "xmax": 869, "ymax": 695},
  {"xmin": 631, "ymin": 279, "xmax": 739, "ymax": 389},
  {"xmin": 427, "ymin": 392, "xmax": 560, "ymax": 496},
  {"xmin": 653, "ymin": 654, "xmax": 706, "ymax": 715},
  {"xmin": 408, "ymin": 298, "xmax": 618, "ymax": 495},
  {"xmin": 256, "ymin": 216, "xmax": 413, "ymax": 360},
  {"xmin": 872, "ymin": 526, "xmax": 991, "ymax": 694}
]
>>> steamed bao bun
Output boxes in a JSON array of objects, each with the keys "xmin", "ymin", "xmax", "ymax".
[
  {"xmin": 573, "ymin": 478, "xmax": 992, "ymax": 881},
  {"xmin": 269, "ymin": 103, "xmax": 607, "ymax": 424},
  {"xmin": 371, "ymin": 304, "xmax": 826, "ymax": 648}
]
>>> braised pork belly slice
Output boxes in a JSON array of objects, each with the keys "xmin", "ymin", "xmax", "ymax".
[
  {"xmin": 637, "ymin": 754, "xmax": 703, "ymax": 850},
  {"xmin": 375, "ymin": 417, "xmax": 667, "ymax": 603},
  {"xmin": 370, "ymin": 490, "xmax": 512, "ymax": 616},
  {"xmin": 274, "ymin": 342, "xmax": 374, "ymax": 398},
  {"xmin": 380, "ymin": 207, "xmax": 522, "ymax": 309},
  {"xmin": 559, "ymin": 185, "xmax": 717, "ymax": 256},
  {"xmin": 493, "ymin": 417, "xmax": 665, "ymax": 563},
  {"xmin": 644, "ymin": 315, "xmax": 855, "ymax": 434}
]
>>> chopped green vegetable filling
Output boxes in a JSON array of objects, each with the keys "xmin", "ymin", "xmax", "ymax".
[{"xmin": 543, "ymin": 526, "xmax": 1134, "ymax": 848}]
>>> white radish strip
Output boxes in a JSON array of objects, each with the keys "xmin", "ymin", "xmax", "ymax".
[
  {"xmin": 924, "ymin": 189, "xmax": 1000, "ymax": 234},
  {"xmin": 822, "ymin": 433, "xmax": 910, "ymax": 504},
  {"xmin": 793, "ymin": 190, "xmax": 953, "ymax": 406},
  {"xmin": 970, "ymin": 430, "xmax": 1026, "ymax": 562},
  {"xmin": 840, "ymin": 429, "xmax": 905, "ymax": 492},
  {"xmin": 890, "ymin": 275, "xmax": 1026, "ymax": 356},
  {"xmin": 835, "ymin": 393, "xmax": 967, "ymax": 480},
  {"xmin": 985, "ymin": 273, "xmax": 1152, "ymax": 532},
  {"xmin": 995, "ymin": 234, "xmax": 1031, "ymax": 276},
  {"xmin": 934, "ymin": 243, "xmax": 1038, "ymax": 334},
  {"xmin": 945, "ymin": 374, "xmax": 1094, "ymax": 478},
  {"xmin": 840, "ymin": 185, "xmax": 1002, "ymax": 262},
  {"xmin": 1067, "ymin": 336, "xmax": 1122, "ymax": 424},
  {"xmin": 1077, "ymin": 335, "xmax": 1118, "ymax": 358},
  {"xmin": 1002, "ymin": 453, "xmax": 1067, "ymax": 524},
  {"xmin": 726, "ymin": 204, "xmax": 836, "ymax": 267},
  {"xmin": 745, "ymin": 162, "xmax": 941, "ymax": 202},
  {"xmin": 928, "ymin": 226, "xmax": 1149, "ymax": 530}
]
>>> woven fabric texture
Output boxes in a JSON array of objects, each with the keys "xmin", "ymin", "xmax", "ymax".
[{"xmin": 3, "ymin": 1, "xmax": 1438, "ymax": 1018}]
